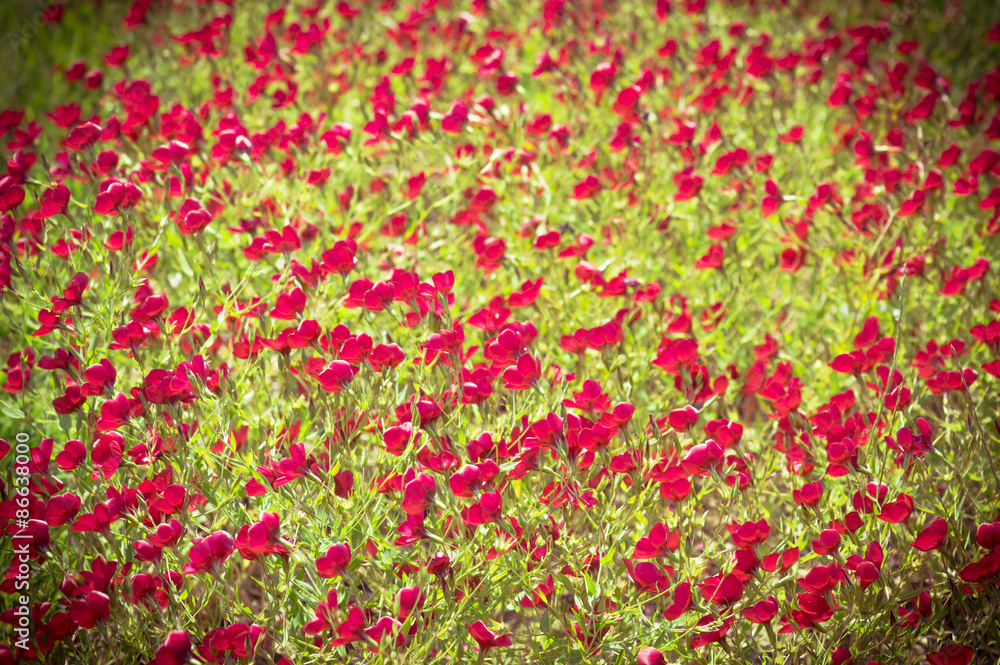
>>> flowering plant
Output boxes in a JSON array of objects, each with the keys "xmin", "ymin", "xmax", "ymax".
[{"xmin": 1, "ymin": 0, "xmax": 1000, "ymax": 664}]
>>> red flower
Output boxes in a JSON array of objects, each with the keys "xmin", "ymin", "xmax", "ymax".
[
  {"xmin": 727, "ymin": 519, "xmax": 770, "ymax": 549},
  {"xmin": 976, "ymin": 521, "xmax": 1000, "ymax": 550},
  {"xmin": 742, "ymin": 596, "xmax": 779, "ymax": 624},
  {"xmin": 467, "ymin": 620, "xmax": 512, "ymax": 652},
  {"xmin": 690, "ymin": 614, "xmax": 733, "ymax": 648},
  {"xmin": 316, "ymin": 542, "xmax": 351, "ymax": 578},
  {"xmin": 68, "ymin": 591, "xmax": 110, "ymax": 628},
  {"xmin": 667, "ymin": 405, "xmax": 699, "ymax": 432},
  {"xmin": 674, "ymin": 169, "xmax": 703, "ymax": 201},
  {"xmin": 811, "ymin": 529, "xmax": 841, "ymax": 555},
  {"xmin": 236, "ymin": 512, "xmax": 289, "ymax": 560},
  {"xmin": 637, "ymin": 647, "xmax": 666, "ymax": 665},
  {"xmin": 321, "ymin": 239, "xmax": 357, "ymax": 275},
  {"xmin": 797, "ymin": 563, "xmax": 842, "ymax": 593},
  {"xmin": 779, "ymin": 126, "xmax": 804, "ymax": 143},
  {"xmin": 148, "ymin": 519, "xmax": 185, "ymax": 548},
  {"xmin": 363, "ymin": 281, "xmax": 396, "ymax": 312},
  {"xmin": 383, "ymin": 423, "xmax": 417, "ymax": 457},
  {"xmin": 926, "ymin": 645, "xmax": 974, "ymax": 665},
  {"xmin": 520, "ymin": 574, "xmax": 555, "ymax": 608},
  {"xmin": 780, "ymin": 245, "xmax": 807, "ymax": 272},
  {"xmin": 681, "ymin": 439, "xmax": 724, "ymax": 476},
  {"xmin": 404, "ymin": 172, "xmax": 426, "ymax": 200},
  {"xmin": 876, "ymin": 493, "xmax": 914, "ymax": 523},
  {"xmin": 853, "ymin": 482, "xmax": 889, "ymax": 513},
  {"xmin": 854, "ymin": 560, "xmax": 879, "ymax": 588},
  {"xmin": 699, "ymin": 573, "xmax": 743, "ymax": 606},
  {"xmin": 792, "ymin": 481, "xmax": 823, "ymax": 508},
  {"xmin": 912, "ymin": 518, "xmax": 948, "ymax": 551},
  {"xmin": 449, "ymin": 464, "xmax": 484, "ymax": 498},
  {"xmin": 695, "ymin": 244, "xmax": 725, "ymax": 270},
  {"xmin": 441, "ymin": 100, "xmax": 469, "ymax": 133},
  {"xmin": 150, "ymin": 631, "xmax": 193, "ymax": 665},
  {"xmin": 571, "ymin": 175, "xmax": 603, "ymax": 200},
  {"xmin": 38, "ymin": 184, "xmax": 71, "ymax": 218},
  {"xmin": 633, "ymin": 523, "xmax": 681, "ymax": 559},
  {"xmin": 502, "ymin": 354, "xmax": 540, "ymax": 391},
  {"xmin": 303, "ymin": 589, "xmax": 339, "ymax": 636},
  {"xmin": 474, "ymin": 235, "xmax": 507, "ymax": 273},
  {"xmin": 626, "ymin": 560, "xmax": 670, "ymax": 594},
  {"xmin": 400, "ymin": 470, "xmax": 436, "ymax": 515},
  {"xmin": 464, "ymin": 491, "xmax": 503, "ymax": 526},
  {"xmin": 196, "ymin": 623, "xmax": 265, "ymax": 661},
  {"xmin": 270, "ymin": 287, "xmax": 307, "ymax": 320},
  {"xmin": 80, "ymin": 359, "xmax": 117, "ymax": 396},
  {"xmin": 181, "ymin": 531, "xmax": 234, "ymax": 575},
  {"xmin": 55, "ymin": 439, "xmax": 86, "ymax": 470},
  {"xmin": 662, "ymin": 581, "xmax": 691, "ymax": 620},
  {"xmin": 330, "ymin": 606, "xmax": 367, "ymax": 646},
  {"xmin": 317, "ymin": 360, "xmax": 357, "ymax": 393},
  {"xmin": 497, "ymin": 72, "xmax": 518, "ymax": 96},
  {"xmin": 396, "ymin": 586, "xmax": 425, "ymax": 619},
  {"xmin": 174, "ymin": 198, "xmax": 213, "ymax": 235}
]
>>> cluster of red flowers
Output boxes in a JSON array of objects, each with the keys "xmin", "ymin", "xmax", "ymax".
[{"xmin": 2, "ymin": 0, "xmax": 1000, "ymax": 663}]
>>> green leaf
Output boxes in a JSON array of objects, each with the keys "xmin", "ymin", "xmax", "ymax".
[{"xmin": 0, "ymin": 399, "xmax": 24, "ymax": 420}]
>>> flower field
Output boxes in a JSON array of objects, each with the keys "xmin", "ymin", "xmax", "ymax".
[{"xmin": 2, "ymin": 0, "xmax": 1000, "ymax": 662}]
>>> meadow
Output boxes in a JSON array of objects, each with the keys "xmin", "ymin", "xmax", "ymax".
[{"xmin": 1, "ymin": 0, "xmax": 1000, "ymax": 663}]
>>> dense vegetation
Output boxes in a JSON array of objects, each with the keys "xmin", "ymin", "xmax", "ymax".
[{"xmin": 2, "ymin": 0, "xmax": 1000, "ymax": 663}]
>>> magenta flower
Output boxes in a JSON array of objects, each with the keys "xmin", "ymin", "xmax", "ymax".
[
  {"xmin": 181, "ymin": 531, "xmax": 235, "ymax": 575},
  {"xmin": 467, "ymin": 620, "xmax": 512, "ymax": 652},
  {"xmin": 316, "ymin": 542, "xmax": 352, "ymax": 578}
]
